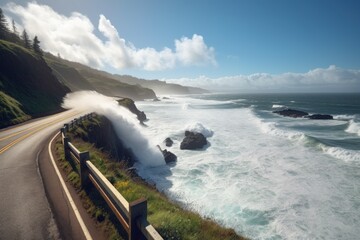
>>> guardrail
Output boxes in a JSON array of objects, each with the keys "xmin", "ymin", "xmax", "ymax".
[{"xmin": 60, "ymin": 113, "xmax": 163, "ymax": 240}]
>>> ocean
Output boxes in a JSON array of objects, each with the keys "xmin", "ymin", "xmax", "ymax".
[{"xmin": 135, "ymin": 93, "xmax": 360, "ymax": 240}]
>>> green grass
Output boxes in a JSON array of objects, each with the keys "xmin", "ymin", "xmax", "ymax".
[
  {"xmin": 0, "ymin": 91, "xmax": 31, "ymax": 128},
  {"xmin": 0, "ymin": 39, "xmax": 39, "ymax": 59},
  {"xmin": 56, "ymin": 119, "xmax": 247, "ymax": 240}
]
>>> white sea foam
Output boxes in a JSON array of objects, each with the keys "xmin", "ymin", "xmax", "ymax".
[
  {"xmin": 62, "ymin": 91, "xmax": 165, "ymax": 167},
  {"xmin": 321, "ymin": 145, "xmax": 360, "ymax": 162},
  {"xmin": 70, "ymin": 94, "xmax": 360, "ymax": 240},
  {"xmin": 253, "ymin": 116, "xmax": 304, "ymax": 141},
  {"xmin": 333, "ymin": 114, "xmax": 357, "ymax": 120},
  {"xmin": 345, "ymin": 120, "xmax": 360, "ymax": 136},
  {"xmin": 272, "ymin": 104, "xmax": 285, "ymax": 109},
  {"xmin": 138, "ymin": 99, "xmax": 360, "ymax": 239},
  {"xmin": 185, "ymin": 122, "xmax": 214, "ymax": 137}
]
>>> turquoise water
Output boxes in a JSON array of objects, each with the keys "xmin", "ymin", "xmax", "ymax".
[{"xmin": 136, "ymin": 93, "xmax": 360, "ymax": 240}]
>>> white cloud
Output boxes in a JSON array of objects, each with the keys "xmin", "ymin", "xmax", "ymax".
[
  {"xmin": 175, "ymin": 34, "xmax": 216, "ymax": 66},
  {"xmin": 4, "ymin": 2, "xmax": 216, "ymax": 71},
  {"xmin": 164, "ymin": 66, "xmax": 360, "ymax": 93}
]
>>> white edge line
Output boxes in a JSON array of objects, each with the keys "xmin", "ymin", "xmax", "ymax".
[{"xmin": 49, "ymin": 132, "xmax": 93, "ymax": 240}]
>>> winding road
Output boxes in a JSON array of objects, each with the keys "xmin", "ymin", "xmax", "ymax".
[{"xmin": 0, "ymin": 110, "xmax": 102, "ymax": 240}]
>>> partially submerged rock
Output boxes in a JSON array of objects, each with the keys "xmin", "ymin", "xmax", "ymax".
[
  {"xmin": 164, "ymin": 137, "xmax": 174, "ymax": 147},
  {"xmin": 162, "ymin": 149, "xmax": 177, "ymax": 163},
  {"xmin": 157, "ymin": 145, "xmax": 177, "ymax": 163},
  {"xmin": 273, "ymin": 108, "xmax": 334, "ymax": 120},
  {"xmin": 306, "ymin": 114, "xmax": 333, "ymax": 120},
  {"xmin": 273, "ymin": 109, "xmax": 309, "ymax": 118},
  {"xmin": 180, "ymin": 131, "xmax": 207, "ymax": 150}
]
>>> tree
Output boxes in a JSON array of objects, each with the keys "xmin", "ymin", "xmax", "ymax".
[
  {"xmin": 0, "ymin": 8, "xmax": 10, "ymax": 40},
  {"xmin": 22, "ymin": 29, "xmax": 31, "ymax": 48},
  {"xmin": 32, "ymin": 35, "xmax": 42, "ymax": 55}
]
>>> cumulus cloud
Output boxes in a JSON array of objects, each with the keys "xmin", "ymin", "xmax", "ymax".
[
  {"xmin": 175, "ymin": 34, "xmax": 216, "ymax": 66},
  {"xmin": 4, "ymin": 2, "xmax": 216, "ymax": 71},
  {"xmin": 164, "ymin": 65, "xmax": 360, "ymax": 93}
]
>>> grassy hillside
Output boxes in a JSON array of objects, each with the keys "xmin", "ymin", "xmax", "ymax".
[
  {"xmin": 46, "ymin": 59, "xmax": 94, "ymax": 92},
  {"xmin": 0, "ymin": 40, "xmax": 70, "ymax": 128},
  {"xmin": 44, "ymin": 53, "xmax": 208, "ymax": 96},
  {"xmin": 44, "ymin": 53, "xmax": 157, "ymax": 100},
  {"xmin": 0, "ymin": 91, "xmax": 30, "ymax": 128},
  {"xmin": 112, "ymin": 74, "xmax": 209, "ymax": 95}
]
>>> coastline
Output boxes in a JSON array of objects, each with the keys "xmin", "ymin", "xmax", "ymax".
[{"xmin": 55, "ymin": 115, "xmax": 246, "ymax": 239}]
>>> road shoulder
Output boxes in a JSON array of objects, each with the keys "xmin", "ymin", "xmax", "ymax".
[{"xmin": 38, "ymin": 131, "xmax": 106, "ymax": 240}]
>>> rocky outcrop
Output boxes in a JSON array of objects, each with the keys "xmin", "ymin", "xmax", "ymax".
[
  {"xmin": 273, "ymin": 109, "xmax": 309, "ymax": 118},
  {"xmin": 306, "ymin": 114, "xmax": 333, "ymax": 120},
  {"xmin": 164, "ymin": 138, "xmax": 173, "ymax": 147},
  {"xmin": 117, "ymin": 98, "xmax": 147, "ymax": 123},
  {"xmin": 273, "ymin": 108, "xmax": 334, "ymax": 120},
  {"xmin": 162, "ymin": 149, "xmax": 177, "ymax": 163},
  {"xmin": 180, "ymin": 131, "xmax": 207, "ymax": 150},
  {"xmin": 157, "ymin": 145, "xmax": 177, "ymax": 164}
]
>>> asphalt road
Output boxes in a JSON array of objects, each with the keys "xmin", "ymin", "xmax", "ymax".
[{"xmin": 0, "ymin": 110, "xmax": 91, "ymax": 239}]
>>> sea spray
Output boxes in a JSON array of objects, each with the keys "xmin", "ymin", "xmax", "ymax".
[
  {"xmin": 346, "ymin": 119, "xmax": 360, "ymax": 136},
  {"xmin": 185, "ymin": 122, "xmax": 214, "ymax": 137},
  {"xmin": 62, "ymin": 91, "xmax": 165, "ymax": 167}
]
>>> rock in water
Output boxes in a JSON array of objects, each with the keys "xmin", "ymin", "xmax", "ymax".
[
  {"xmin": 162, "ymin": 149, "xmax": 177, "ymax": 163},
  {"xmin": 273, "ymin": 108, "xmax": 309, "ymax": 118},
  {"xmin": 157, "ymin": 145, "xmax": 177, "ymax": 163},
  {"xmin": 306, "ymin": 114, "xmax": 333, "ymax": 120},
  {"xmin": 180, "ymin": 131, "xmax": 207, "ymax": 150},
  {"xmin": 164, "ymin": 137, "xmax": 174, "ymax": 147}
]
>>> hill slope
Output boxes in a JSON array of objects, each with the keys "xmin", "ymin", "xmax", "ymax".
[
  {"xmin": 45, "ymin": 53, "xmax": 156, "ymax": 100},
  {"xmin": 0, "ymin": 40, "xmax": 70, "ymax": 127},
  {"xmin": 44, "ymin": 53, "xmax": 208, "ymax": 96}
]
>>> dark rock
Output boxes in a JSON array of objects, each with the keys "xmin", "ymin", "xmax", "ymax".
[
  {"xmin": 162, "ymin": 149, "xmax": 177, "ymax": 163},
  {"xmin": 180, "ymin": 131, "xmax": 207, "ymax": 150},
  {"xmin": 306, "ymin": 114, "xmax": 333, "ymax": 120},
  {"xmin": 137, "ymin": 111, "xmax": 147, "ymax": 122},
  {"xmin": 153, "ymin": 98, "xmax": 161, "ymax": 102},
  {"xmin": 162, "ymin": 97, "xmax": 170, "ymax": 99},
  {"xmin": 117, "ymin": 98, "xmax": 147, "ymax": 123},
  {"xmin": 164, "ymin": 137, "xmax": 174, "ymax": 147},
  {"xmin": 273, "ymin": 108, "xmax": 309, "ymax": 118},
  {"xmin": 157, "ymin": 145, "xmax": 177, "ymax": 163}
]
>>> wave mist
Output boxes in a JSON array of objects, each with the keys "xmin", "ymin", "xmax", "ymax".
[{"xmin": 62, "ymin": 91, "xmax": 165, "ymax": 167}]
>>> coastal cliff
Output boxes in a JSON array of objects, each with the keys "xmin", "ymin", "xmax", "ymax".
[{"xmin": 71, "ymin": 115, "xmax": 135, "ymax": 166}]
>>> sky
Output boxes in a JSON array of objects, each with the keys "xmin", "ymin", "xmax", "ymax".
[{"xmin": 2, "ymin": 0, "xmax": 360, "ymax": 92}]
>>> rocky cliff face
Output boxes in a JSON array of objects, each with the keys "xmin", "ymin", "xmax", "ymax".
[{"xmin": 73, "ymin": 116, "xmax": 135, "ymax": 166}]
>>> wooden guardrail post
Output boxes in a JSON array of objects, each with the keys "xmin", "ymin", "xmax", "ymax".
[
  {"xmin": 80, "ymin": 152, "xmax": 90, "ymax": 188},
  {"xmin": 64, "ymin": 123, "xmax": 69, "ymax": 133},
  {"xmin": 61, "ymin": 127, "xmax": 70, "ymax": 161},
  {"xmin": 129, "ymin": 198, "xmax": 147, "ymax": 240}
]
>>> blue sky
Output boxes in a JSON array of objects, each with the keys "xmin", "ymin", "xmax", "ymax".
[{"xmin": 2, "ymin": 0, "xmax": 360, "ymax": 92}]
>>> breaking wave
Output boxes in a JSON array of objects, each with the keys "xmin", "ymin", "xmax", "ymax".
[{"xmin": 62, "ymin": 91, "xmax": 165, "ymax": 167}]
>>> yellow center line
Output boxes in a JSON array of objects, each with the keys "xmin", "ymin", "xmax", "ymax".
[
  {"xmin": 0, "ymin": 111, "xmax": 80, "ymax": 142},
  {"xmin": 0, "ymin": 111, "xmax": 82, "ymax": 155}
]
